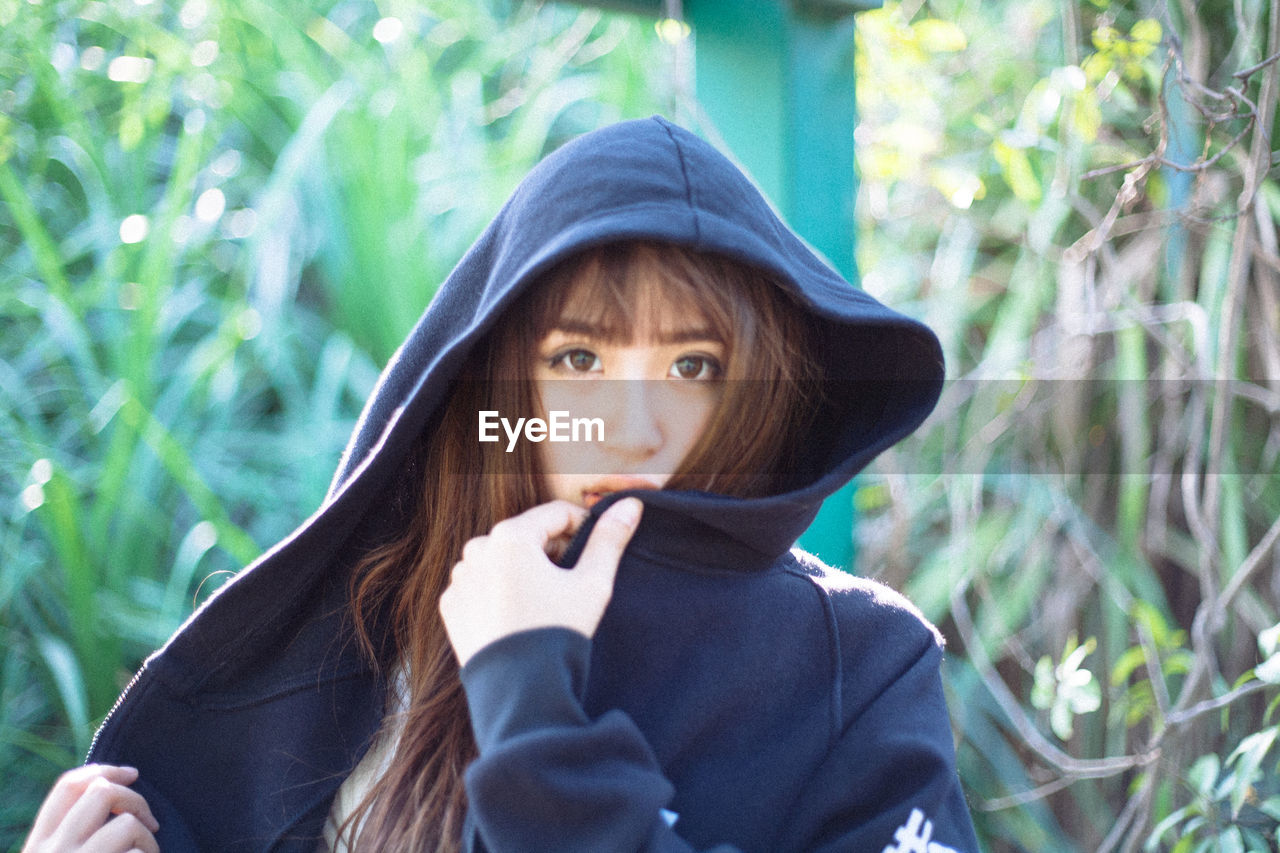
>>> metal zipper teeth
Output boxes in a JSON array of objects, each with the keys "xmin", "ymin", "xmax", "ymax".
[{"xmin": 85, "ymin": 662, "xmax": 149, "ymax": 760}]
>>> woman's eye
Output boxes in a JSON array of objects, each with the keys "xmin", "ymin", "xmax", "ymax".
[
  {"xmin": 551, "ymin": 349, "xmax": 601, "ymax": 373},
  {"xmin": 670, "ymin": 355, "xmax": 722, "ymax": 380}
]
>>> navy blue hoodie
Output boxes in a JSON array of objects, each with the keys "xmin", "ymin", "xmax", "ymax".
[{"xmin": 87, "ymin": 116, "xmax": 978, "ymax": 852}]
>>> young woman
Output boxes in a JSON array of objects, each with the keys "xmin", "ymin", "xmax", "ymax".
[{"xmin": 26, "ymin": 117, "xmax": 977, "ymax": 852}]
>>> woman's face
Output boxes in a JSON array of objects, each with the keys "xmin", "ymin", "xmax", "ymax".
[{"xmin": 534, "ymin": 278, "xmax": 726, "ymax": 508}]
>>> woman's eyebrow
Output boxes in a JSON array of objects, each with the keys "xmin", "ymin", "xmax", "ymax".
[
  {"xmin": 651, "ymin": 328, "xmax": 720, "ymax": 345},
  {"xmin": 547, "ymin": 320, "xmax": 607, "ymax": 337},
  {"xmin": 548, "ymin": 321, "xmax": 720, "ymax": 345}
]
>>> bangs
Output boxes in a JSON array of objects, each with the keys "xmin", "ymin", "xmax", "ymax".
[
  {"xmin": 487, "ymin": 237, "xmax": 821, "ymax": 497},
  {"xmin": 528, "ymin": 242, "xmax": 735, "ymax": 346}
]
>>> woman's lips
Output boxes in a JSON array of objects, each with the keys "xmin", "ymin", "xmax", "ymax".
[{"xmin": 581, "ymin": 476, "xmax": 660, "ymax": 508}]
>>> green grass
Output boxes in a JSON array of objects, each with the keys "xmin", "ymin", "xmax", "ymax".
[
  {"xmin": 855, "ymin": 2, "xmax": 1280, "ymax": 849},
  {"xmin": 3, "ymin": 0, "xmax": 1278, "ymax": 849},
  {"xmin": 0, "ymin": 0, "xmax": 667, "ymax": 844}
]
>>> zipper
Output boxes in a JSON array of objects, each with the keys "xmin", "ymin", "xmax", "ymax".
[{"xmin": 85, "ymin": 660, "xmax": 151, "ymax": 761}]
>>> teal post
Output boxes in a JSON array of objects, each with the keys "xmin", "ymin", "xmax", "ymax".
[
  {"xmin": 563, "ymin": 0, "xmax": 879, "ymax": 570},
  {"xmin": 685, "ymin": 1, "xmax": 865, "ymax": 277},
  {"xmin": 687, "ymin": 0, "xmax": 873, "ymax": 572}
]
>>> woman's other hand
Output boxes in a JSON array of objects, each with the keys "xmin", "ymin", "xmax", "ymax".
[
  {"xmin": 440, "ymin": 498, "xmax": 644, "ymax": 667},
  {"xmin": 23, "ymin": 764, "xmax": 160, "ymax": 853}
]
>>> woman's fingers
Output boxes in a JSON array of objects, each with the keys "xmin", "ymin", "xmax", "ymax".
[
  {"xmin": 26, "ymin": 758, "xmax": 145, "ymax": 840},
  {"xmin": 23, "ymin": 763, "xmax": 159, "ymax": 853},
  {"xmin": 60, "ymin": 776, "xmax": 160, "ymax": 839},
  {"xmin": 490, "ymin": 499, "xmax": 587, "ymax": 549},
  {"xmin": 442, "ymin": 498, "xmax": 644, "ymax": 667},
  {"xmin": 576, "ymin": 498, "xmax": 643, "ymax": 582},
  {"xmin": 460, "ymin": 500, "xmax": 585, "ymax": 567},
  {"xmin": 87, "ymin": 811, "xmax": 160, "ymax": 853},
  {"xmin": 26, "ymin": 765, "xmax": 138, "ymax": 843}
]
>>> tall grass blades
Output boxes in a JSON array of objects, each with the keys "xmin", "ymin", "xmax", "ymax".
[
  {"xmin": 0, "ymin": 0, "xmax": 666, "ymax": 844},
  {"xmin": 856, "ymin": 2, "xmax": 1280, "ymax": 849}
]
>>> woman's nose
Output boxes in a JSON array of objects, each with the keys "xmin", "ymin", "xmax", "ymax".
[{"xmin": 606, "ymin": 380, "xmax": 664, "ymax": 459}]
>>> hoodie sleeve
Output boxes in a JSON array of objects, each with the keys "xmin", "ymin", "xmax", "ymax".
[
  {"xmin": 459, "ymin": 628, "xmax": 740, "ymax": 853},
  {"xmin": 771, "ymin": 636, "xmax": 979, "ymax": 852},
  {"xmin": 458, "ymin": 624, "xmax": 977, "ymax": 853}
]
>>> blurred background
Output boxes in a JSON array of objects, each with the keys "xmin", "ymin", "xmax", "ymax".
[{"xmin": 2, "ymin": 0, "xmax": 1277, "ymax": 849}]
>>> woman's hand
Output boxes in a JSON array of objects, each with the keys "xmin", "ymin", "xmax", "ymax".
[
  {"xmin": 440, "ymin": 498, "xmax": 644, "ymax": 668},
  {"xmin": 23, "ymin": 764, "xmax": 160, "ymax": 853}
]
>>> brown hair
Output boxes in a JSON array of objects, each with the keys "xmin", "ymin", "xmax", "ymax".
[{"xmin": 339, "ymin": 241, "xmax": 819, "ymax": 850}]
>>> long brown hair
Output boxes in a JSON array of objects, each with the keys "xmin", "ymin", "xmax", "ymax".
[{"xmin": 340, "ymin": 241, "xmax": 820, "ymax": 850}]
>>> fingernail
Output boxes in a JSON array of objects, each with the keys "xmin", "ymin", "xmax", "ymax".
[{"xmin": 612, "ymin": 497, "xmax": 643, "ymax": 527}]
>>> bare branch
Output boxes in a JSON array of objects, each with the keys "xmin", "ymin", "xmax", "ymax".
[
  {"xmin": 977, "ymin": 775, "xmax": 1078, "ymax": 812},
  {"xmin": 1170, "ymin": 0, "xmax": 1280, "ymax": 720},
  {"xmin": 1165, "ymin": 677, "xmax": 1276, "ymax": 727},
  {"xmin": 1096, "ymin": 772, "xmax": 1154, "ymax": 853},
  {"xmin": 1234, "ymin": 47, "xmax": 1280, "ymax": 81},
  {"xmin": 1083, "ymin": 39, "xmax": 1280, "ymax": 185},
  {"xmin": 1214, "ymin": 512, "xmax": 1280, "ymax": 627},
  {"xmin": 1080, "ymin": 156, "xmax": 1160, "ymax": 182},
  {"xmin": 949, "ymin": 574, "xmax": 1155, "ymax": 779},
  {"xmin": 1079, "ymin": 118, "xmax": 1254, "ymax": 181},
  {"xmin": 1137, "ymin": 621, "xmax": 1172, "ymax": 720}
]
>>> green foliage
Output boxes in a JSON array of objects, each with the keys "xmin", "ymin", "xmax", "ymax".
[
  {"xmin": 0, "ymin": 0, "xmax": 665, "ymax": 844},
  {"xmin": 856, "ymin": 1, "xmax": 1280, "ymax": 849},
  {"xmin": 4, "ymin": 0, "xmax": 1278, "ymax": 850},
  {"xmin": 1258, "ymin": 624, "xmax": 1280, "ymax": 685},
  {"xmin": 1146, "ymin": 727, "xmax": 1280, "ymax": 851}
]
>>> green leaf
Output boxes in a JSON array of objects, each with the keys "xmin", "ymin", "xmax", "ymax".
[
  {"xmin": 0, "ymin": 159, "xmax": 74, "ymax": 302},
  {"xmin": 1219, "ymin": 827, "xmax": 1245, "ymax": 853},
  {"xmin": 1071, "ymin": 92, "xmax": 1102, "ymax": 144},
  {"xmin": 1112, "ymin": 645, "xmax": 1148, "ymax": 686},
  {"xmin": 1259, "ymin": 623, "xmax": 1280, "ymax": 658},
  {"xmin": 1032, "ymin": 655, "xmax": 1055, "ymax": 709},
  {"xmin": 913, "ymin": 19, "xmax": 967, "ymax": 53},
  {"xmin": 1256, "ymin": 654, "xmax": 1280, "ymax": 685},
  {"xmin": 1092, "ymin": 26, "xmax": 1120, "ymax": 51},
  {"xmin": 993, "ymin": 138, "xmax": 1043, "ymax": 203},
  {"xmin": 1131, "ymin": 18, "xmax": 1162, "ymax": 46},
  {"xmin": 1225, "ymin": 728, "xmax": 1279, "ymax": 817},
  {"xmin": 34, "ymin": 634, "xmax": 90, "ymax": 755},
  {"xmin": 1145, "ymin": 804, "xmax": 1191, "ymax": 850},
  {"xmin": 1241, "ymin": 826, "xmax": 1272, "ymax": 852},
  {"xmin": 1187, "ymin": 754, "xmax": 1220, "ymax": 797}
]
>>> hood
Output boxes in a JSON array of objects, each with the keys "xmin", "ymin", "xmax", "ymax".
[
  {"xmin": 84, "ymin": 117, "xmax": 947, "ymax": 846},
  {"xmin": 112, "ymin": 116, "xmax": 942, "ymax": 698},
  {"xmin": 325, "ymin": 115, "xmax": 942, "ymax": 563}
]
